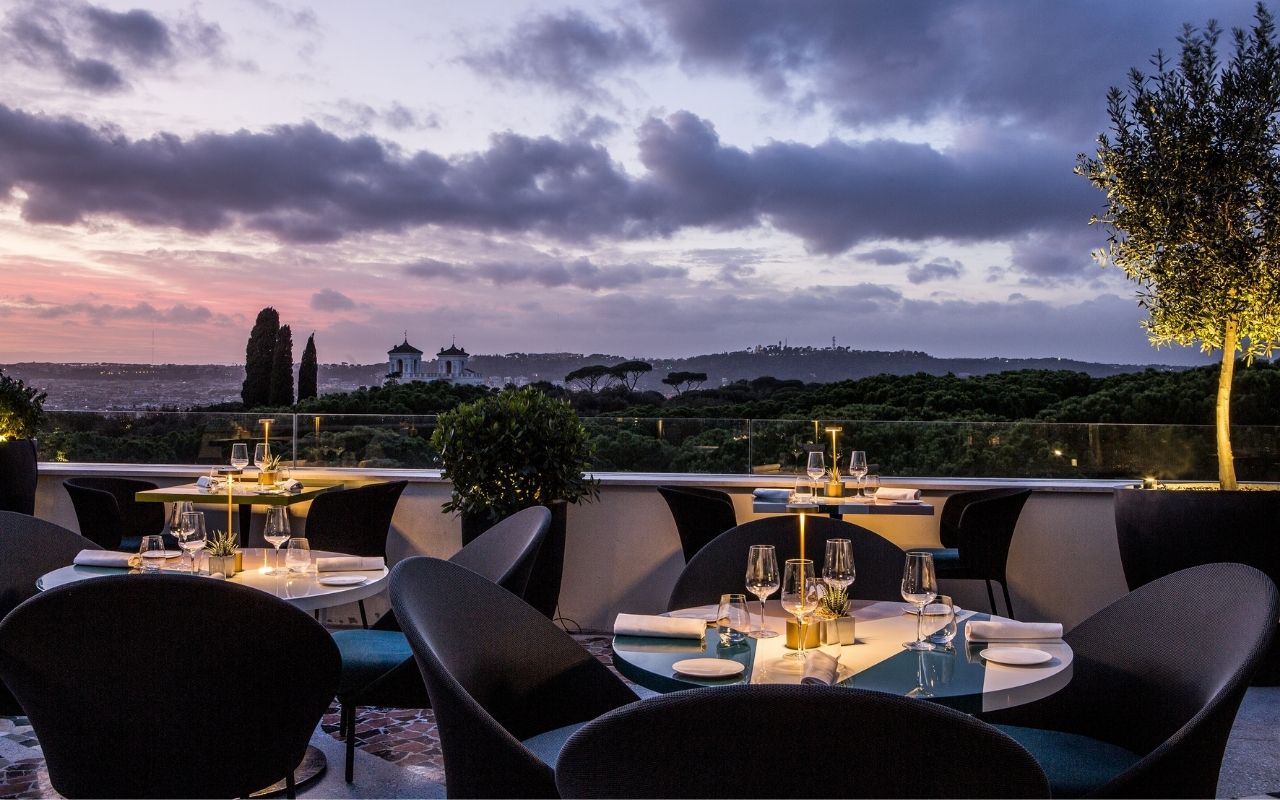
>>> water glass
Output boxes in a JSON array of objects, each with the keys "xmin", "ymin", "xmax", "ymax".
[
  {"xmin": 717, "ymin": 593, "xmax": 750, "ymax": 645},
  {"xmin": 138, "ymin": 535, "xmax": 167, "ymax": 572},
  {"xmin": 862, "ymin": 474, "xmax": 881, "ymax": 499},
  {"xmin": 285, "ymin": 537, "xmax": 311, "ymax": 574},
  {"xmin": 926, "ymin": 594, "xmax": 958, "ymax": 646},
  {"xmin": 792, "ymin": 475, "xmax": 814, "ymax": 503}
]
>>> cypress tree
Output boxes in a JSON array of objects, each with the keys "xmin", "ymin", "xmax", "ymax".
[
  {"xmin": 241, "ymin": 307, "xmax": 279, "ymax": 408},
  {"xmin": 298, "ymin": 332, "xmax": 318, "ymax": 401},
  {"xmin": 269, "ymin": 324, "xmax": 294, "ymax": 407}
]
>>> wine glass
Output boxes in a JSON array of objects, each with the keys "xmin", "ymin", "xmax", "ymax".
[
  {"xmin": 848, "ymin": 451, "xmax": 868, "ymax": 495},
  {"xmin": 175, "ymin": 511, "xmax": 206, "ymax": 575},
  {"xmin": 806, "ymin": 451, "xmax": 825, "ymax": 495},
  {"xmin": 781, "ymin": 558, "xmax": 818, "ymax": 659},
  {"xmin": 230, "ymin": 443, "xmax": 249, "ymax": 485},
  {"xmin": 901, "ymin": 551, "xmax": 938, "ymax": 651},
  {"xmin": 263, "ymin": 506, "xmax": 291, "ymax": 575},
  {"xmin": 167, "ymin": 500, "xmax": 194, "ymax": 540},
  {"xmin": 823, "ymin": 538, "xmax": 855, "ymax": 593},
  {"xmin": 253, "ymin": 442, "xmax": 270, "ymax": 472},
  {"xmin": 744, "ymin": 545, "xmax": 780, "ymax": 639}
]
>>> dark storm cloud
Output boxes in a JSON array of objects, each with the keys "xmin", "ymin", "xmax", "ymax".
[
  {"xmin": 405, "ymin": 256, "xmax": 686, "ymax": 290},
  {"xmin": 310, "ymin": 288, "xmax": 356, "ymax": 311},
  {"xmin": 463, "ymin": 10, "xmax": 658, "ymax": 101},
  {"xmin": 907, "ymin": 258, "xmax": 964, "ymax": 284},
  {"xmin": 83, "ymin": 6, "xmax": 172, "ymax": 65}
]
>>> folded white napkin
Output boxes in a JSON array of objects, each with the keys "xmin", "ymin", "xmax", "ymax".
[
  {"xmin": 316, "ymin": 556, "xmax": 383, "ymax": 572},
  {"xmin": 966, "ymin": 619, "xmax": 1063, "ymax": 641},
  {"xmin": 73, "ymin": 550, "xmax": 132, "ymax": 568},
  {"xmin": 875, "ymin": 487, "xmax": 921, "ymax": 501},
  {"xmin": 752, "ymin": 488, "xmax": 791, "ymax": 501},
  {"xmin": 279, "ymin": 479, "xmax": 303, "ymax": 493},
  {"xmin": 195, "ymin": 476, "xmax": 212, "ymax": 488},
  {"xmin": 613, "ymin": 613, "xmax": 705, "ymax": 639},
  {"xmin": 801, "ymin": 650, "xmax": 840, "ymax": 685}
]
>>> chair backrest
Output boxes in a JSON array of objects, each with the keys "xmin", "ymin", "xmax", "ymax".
[
  {"xmin": 63, "ymin": 477, "xmax": 164, "ymax": 550},
  {"xmin": 667, "ymin": 515, "xmax": 905, "ymax": 610},
  {"xmin": 657, "ymin": 486, "xmax": 738, "ymax": 562},
  {"xmin": 303, "ymin": 480, "xmax": 407, "ymax": 557},
  {"xmin": 943, "ymin": 488, "xmax": 1031, "ymax": 578},
  {"xmin": 938, "ymin": 487, "xmax": 1030, "ymax": 549},
  {"xmin": 389, "ymin": 557, "xmax": 638, "ymax": 798},
  {"xmin": 555, "ymin": 684, "xmax": 1049, "ymax": 798},
  {"xmin": 0, "ymin": 511, "xmax": 100, "ymax": 715},
  {"xmin": 449, "ymin": 505, "xmax": 550, "ymax": 599},
  {"xmin": 984, "ymin": 562, "xmax": 1279, "ymax": 798},
  {"xmin": 0, "ymin": 439, "xmax": 37, "ymax": 515},
  {"xmin": 0, "ymin": 574, "xmax": 340, "ymax": 799}
]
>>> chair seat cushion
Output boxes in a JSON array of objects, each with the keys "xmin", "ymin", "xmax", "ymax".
[
  {"xmin": 332, "ymin": 629, "xmax": 413, "ymax": 696},
  {"xmin": 520, "ymin": 722, "xmax": 588, "ymax": 768},
  {"xmin": 994, "ymin": 724, "xmax": 1141, "ymax": 798}
]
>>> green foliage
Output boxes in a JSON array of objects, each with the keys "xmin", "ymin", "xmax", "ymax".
[
  {"xmin": 297, "ymin": 380, "xmax": 492, "ymax": 414},
  {"xmin": 662, "ymin": 371, "xmax": 707, "ymax": 394},
  {"xmin": 297, "ymin": 333, "xmax": 318, "ymax": 401},
  {"xmin": 0, "ymin": 368, "xmax": 46, "ymax": 440},
  {"xmin": 565, "ymin": 364, "xmax": 611, "ymax": 393},
  {"xmin": 609, "ymin": 360, "xmax": 653, "ymax": 391},
  {"xmin": 269, "ymin": 324, "xmax": 294, "ymax": 407},
  {"xmin": 432, "ymin": 386, "xmax": 599, "ymax": 522},
  {"xmin": 241, "ymin": 308, "xmax": 279, "ymax": 408},
  {"xmin": 205, "ymin": 529, "xmax": 237, "ymax": 557}
]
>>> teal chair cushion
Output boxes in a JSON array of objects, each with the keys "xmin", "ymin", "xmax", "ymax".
[
  {"xmin": 521, "ymin": 722, "xmax": 589, "ymax": 767},
  {"xmin": 331, "ymin": 629, "xmax": 413, "ymax": 696},
  {"xmin": 994, "ymin": 724, "xmax": 1142, "ymax": 798}
]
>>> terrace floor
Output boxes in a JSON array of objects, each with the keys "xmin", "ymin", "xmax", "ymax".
[{"xmin": 1, "ymin": 634, "xmax": 1277, "ymax": 799}]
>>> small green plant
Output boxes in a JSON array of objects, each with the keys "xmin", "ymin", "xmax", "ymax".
[
  {"xmin": 0, "ymin": 369, "xmax": 46, "ymax": 441},
  {"xmin": 205, "ymin": 529, "xmax": 238, "ymax": 557},
  {"xmin": 817, "ymin": 583, "xmax": 849, "ymax": 618},
  {"xmin": 262, "ymin": 452, "xmax": 285, "ymax": 471}
]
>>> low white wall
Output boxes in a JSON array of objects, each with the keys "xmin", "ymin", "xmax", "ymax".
[{"xmin": 33, "ymin": 467, "xmax": 1130, "ymax": 632}]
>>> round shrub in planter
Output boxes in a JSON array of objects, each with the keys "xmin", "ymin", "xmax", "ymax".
[{"xmin": 0, "ymin": 369, "xmax": 45, "ymax": 515}]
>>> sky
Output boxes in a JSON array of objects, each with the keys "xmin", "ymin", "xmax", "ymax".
[{"xmin": 0, "ymin": 0, "xmax": 1261, "ymax": 367}]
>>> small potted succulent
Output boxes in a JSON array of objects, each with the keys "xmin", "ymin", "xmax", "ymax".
[
  {"xmin": 257, "ymin": 452, "xmax": 285, "ymax": 486},
  {"xmin": 0, "ymin": 368, "xmax": 45, "ymax": 515},
  {"xmin": 816, "ymin": 583, "xmax": 856, "ymax": 644},
  {"xmin": 205, "ymin": 529, "xmax": 240, "ymax": 577}
]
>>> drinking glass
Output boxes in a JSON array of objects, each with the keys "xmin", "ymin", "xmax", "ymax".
[
  {"xmin": 285, "ymin": 537, "xmax": 311, "ymax": 574},
  {"xmin": 926, "ymin": 594, "xmax": 958, "ymax": 646},
  {"xmin": 263, "ymin": 506, "xmax": 291, "ymax": 574},
  {"xmin": 781, "ymin": 559, "xmax": 819, "ymax": 659},
  {"xmin": 717, "ymin": 593, "xmax": 750, "ymax": 646},
  {"xmin": 901, "ymin": 551, "xmax": 938, "ymax": 651},
  {"xmin": 167, "ymin": 500, "xmax": 194, "ymax": 536},
  {"xmin": 848, "ymin": 451, "xmax": 868, "ymax": 494},
  {"xmin": 805, "ymin": 451, "xmax": 825, "ymax": 484},
  {"xmin": 253, "ymin": 442, "xmax": 270, "ymax": 472},
  {"xmin": 175, "ymin": 511, "xmax": 206, "ymax": 575},
  {"xmin": 863, "ymin": 474, "xmax": 880, "ymax": 500},
  {"xmin": 792, "ymin": 475, "xmax": 814, "ymax": 504},
  {"xmin": 229, "ymin": 443, "xmax": 250, "ymax": 471},
  {"xmin": 822, "ymin": 538, "xmax": 855, "ymax": 592},
  {"xmin": 138, "ymin": 535, "xmax": 167, "ymax": 573},
  {"xmin": 744, "ymin": 545, "xmax": 780, "ymax": 639}
]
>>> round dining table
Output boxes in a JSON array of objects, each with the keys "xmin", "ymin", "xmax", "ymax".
[{"xmin": 612, "ymin": 599, "xmax": 1073, "ymax": 714}]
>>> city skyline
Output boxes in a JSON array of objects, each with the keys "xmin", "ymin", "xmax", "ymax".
[{"xmin": 0, "ymin": 0, "xmax": 1258, "ymax": 367}]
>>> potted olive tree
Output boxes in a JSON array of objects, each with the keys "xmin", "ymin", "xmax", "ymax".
[
  {"xmin": 432, "ymin": 386, "xmax": 599, "ymax": 619},
  {"xmin": 0, "ymin": 369, "xmax": 45, "ymax": 515},
  {"xmin": 1081, "ymin": 5, "xmax": 1280, "ymax": 679}
]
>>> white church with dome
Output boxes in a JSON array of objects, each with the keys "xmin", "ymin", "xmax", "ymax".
[{"xmin": 386, "ymin": 335, "xmax": 485, "ymax": 386}]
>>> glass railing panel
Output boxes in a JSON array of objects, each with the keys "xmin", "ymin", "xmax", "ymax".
[
  {"xmin": 299, "ymin": 414, "xmax": 441, "ymax": 469},
  {"xmin": 38, "ymin": 411, "xmax": 295, "ymax": 466},
  {"xmin": 582, "ymin": 417, "xmax": 751, "ymax": 473}
]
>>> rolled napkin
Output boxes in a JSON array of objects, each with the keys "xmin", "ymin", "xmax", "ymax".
[
  {"xmin": 316, "ymin": 556, "xmax": 384, "ymax": 572},
  {"xmin": 195, "ymin": 476, "xmax": 212, "ymax": 488},
  {"xmin": 875, "ymin": 487, "xmax": 922, "ymax": 501},
  {"xmin": 752, "ymin": 488, "xmax": 791, "ymax": 502},
  {"xmin": 966, "ymin": 619, "xmax": 1063, "ymax": 641},
  {"xmin": 279, "ymin": 479, "xmax": 303, "ymax": 493},
  {"xmin": 613, "ymin": 613, "xmax": 705, "ymax": 639},
  {"xmin": 73, "ymin": 550, "xmax": 133, "ymax": 568},
  {"xmin": 801, "ymin": 649, "xmax": 840, "ymax": 686}
]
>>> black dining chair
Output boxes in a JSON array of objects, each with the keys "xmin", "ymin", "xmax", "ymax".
[
  {"xmin": 332, "ymin": 504, "xmax": 551, "ymax": 783},
  {"xmin": 0, "ymin": 511, "xmax": 101, "ymax": 715},
  {"xmin": 390, "ymin": 555, "xmax": 640, "ymax": 799},
  {"xmin": 667, "ymin": 515, "xmax": 905, "ymax": 610},
  {"xmin": 62, "ymin": 476, "xmax": 167, "ymax": 552},
  {"xmin": 918, "ymin": 487, "xmax": 1031, "ymax": 617},
  {"xmin": 302, "ymin": 479, "xmax": 407, "ymax": 627},
  {"xmin": 657, "ymin": 485, "xmax": 737, "ymax": 562},
  {"xmin": 0, "ymin": 573, "xmax": 340, "ymax": 799},
  {"xmin": 981, "ymin": 562, "xmax": 1279, "ymax": 798},
  {"xmin": 556, "ymin": 683, "xmax": 1048, "ymax": 798}
]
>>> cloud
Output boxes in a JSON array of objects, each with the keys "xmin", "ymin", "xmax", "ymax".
[
  {"xmin": 907, "ymin": 257, "xmax": 964, "ymax": 284},
  {"xmin": 321, "ymin": 100, "xmax": 440, "ymax": 133},
  {"xmin": 462, "ymin": 10, "xmax": 658, "ymax": 102},
  {"xmin": 858, "ymin": 247, "xmax": 916, "ymax": 266},
  {"xmin": 310, "ymin": 288, "xmax": 356, "ymax": 311},
  {"xmin": 16, "ymin": 296, "xmax": 227, "ymax": 324},
  {"xmin": 83, "ymin": 6, "xmax": 172, "ymax": 65},
  {"xmin": 405, "ymin": 256, "xmax": 686, "ymax": 290}
]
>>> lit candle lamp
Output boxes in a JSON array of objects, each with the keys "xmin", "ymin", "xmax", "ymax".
[{"xmin": 824, "ymin": 425, "xmax": 844, "ymax": 498}]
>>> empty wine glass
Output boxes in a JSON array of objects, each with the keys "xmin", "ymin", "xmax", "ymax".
[
  {"xmin": 253, "ymin": 442, "xmax": 270, "ymax": 472},
  {"xmin": 744, "ymin": 545, "xmax": 780, "ymax": 639},
  {"xmin": 781, "ymin": 558, "xmax": 819, "ymax": 659},
  {"xmin": 229, "ymin": 443, "xmax": 249, "ymax": 486},
  {"xmin": 901, "ymin": 551, "xmax": 938, "ymax": 651},
  {"xmin": 823, "ymin": 538, "xmax": 855, "ymax": 592},
  {"xmin": 849, "ymin": 451, "xmax": 869, "ymax": 495},
  {"xmin": 167, "ymin": 500, "xmax": 194, "ymax": 538},
  {"xmin": 263, "ymin": 506, "xmax": 291, "ymax": 575},
  {"xmin": 806, "ymin": 451, "xmax": 825, "ymax": 482},
  {"xmin": 175, "ymin": 511, "xmax": 206, "ymax": 575}
]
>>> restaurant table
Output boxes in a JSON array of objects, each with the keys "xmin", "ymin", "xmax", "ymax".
[
  {"xmin": 753, "ymin": 495, "xmax": 935, "ymax": 521},
  {"xmin": 36, "ymin": 547, "xmax": 387, "ymax": 796},
  {"xmin": 612, "ymin": 599, "xmax": 1071, "ymax": 714},
  {"xmin": 135, "ymin": 480, "xmax": 343, "ymax": 548}
]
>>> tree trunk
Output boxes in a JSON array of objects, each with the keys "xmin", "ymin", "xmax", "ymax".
[{"xmin": 1217, "ymin": 319, "xmax": 1238, "ymax": 490}]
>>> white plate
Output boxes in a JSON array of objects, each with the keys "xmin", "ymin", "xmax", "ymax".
[
  {"xmin": 904, "ymin": 603, "xmax": 959, "ymax": 616},
  {"xmin": 980, "ymin": 647, "xmax": 1052, "ymax": 666},
  {"xmin": 892, "ymin": 499, "xmax": 925, "ymax": 505},
  {"xmin": 318, "ymin": 575, "xmax": 369, "ymax": 586},
  {"xmin": 666, "ymin": 608, "xmax": 719, "ymax": 622},
  {"xmin": 141, "ymin": 551, "xmax": 184, "ymax": 559},
  {"xmin": 671, "ymin": 658, "xmax": 745, "ymax": 678}
]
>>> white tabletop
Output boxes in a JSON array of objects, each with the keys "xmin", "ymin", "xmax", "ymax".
[{"xmin": 37, "ymin": 548, "xmax": 389, "ymax": 613}]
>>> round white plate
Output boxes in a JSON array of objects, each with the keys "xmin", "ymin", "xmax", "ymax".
[
  {"xmin": 892, "ymin": 499, "xmax": 924, "ymax": 505},
  {"xmin": 904, "ymin": 603, "xmax": 959, "ymax": 616},
  {"xmin": 318, "ymin": 575, "xmax": 369, "ymax": 586},
  {"xmin": 671, "ymin": 658, "xmax": 745, "ymax": 678},
  {"xmin": 666, "ymin": 608, "xmax": 719, "ymax": 622},
  {"xmin": 142, "ymin": 551, "xmax": 184, "ymax": 559},
  {"xmin": 980, "ymin": 647, "xmax": 1052, "ymax": 666}
]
